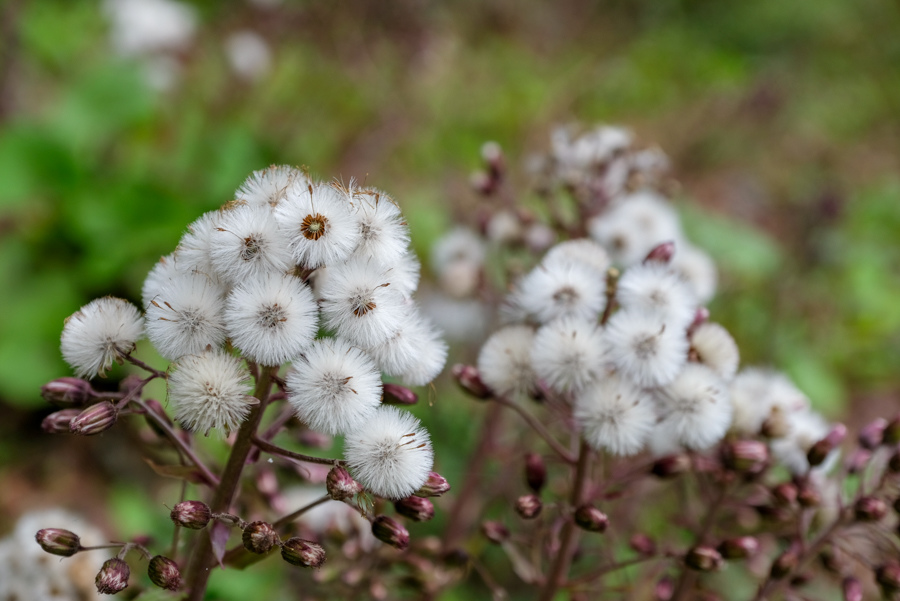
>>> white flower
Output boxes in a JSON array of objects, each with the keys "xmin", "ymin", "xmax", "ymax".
[
  {"xmin": 168, "ymin": 349, "xmax": 255, "ymax": 435},
  {"xmin": 690, "ymin": 322, "xmax": 739, "ymax": 381},
  {"xmin": 654, "ymin": 363, "xmax": 732, "ymax": 450},
  {"xmin": 543, "ymin": 239, "xmax": 611, "ymax": 275},
  {"xmin": 516, "ymin": 257, "xmax": 607, "ymax": 324},
  {"xmin": 104, "ymin": 0, "xmax": 196, "ymax": 57},
  {"xmin": 587, "ymin": 191, "xmax": 683, "ymax": 266},
  {"xmin": 176, "ymin": 211, "xmax": 220, "ymax": 278},
  {"xmin": 236, "ymin": 165, "xmax": 306, "ymax": 208},
  {"xmin": 61, "ymin": 297, "xmax": 143, "ymax": 378},
  {"xmin": 225, "ymin": 273, "xmax": 318, "ymax": 366},
  {"xmin": 209, "ymin": 203, "xmax": 293, "ymax": 285},
  {"xmin": 366, "ymin": 309, "xmax": 448, "ymax": 386},
  {"xmin": 286, "ymin": 338, "xmax": 382, "ymax": 436},
  {"xmin": 319, "ymin": 257, "xmax": 409, "ymax": 347},
  {"xmin": 672, "ymin": 244, "xmax": 717, "ymax": 304},
  {"xmin": 388, "ymin": 248, "xmax": 422, "ymax": 298},
  {"xmin": 531, "ymin": 318, "xmax": 606, "ymax": 393},
  {"xmin": 142, "ymin": 253, "xmax": 181, "ymax": 310},
  {"xmin": 350, "ymin": 189, "xmax": 410, "ymax": 264},
  {"xmin": 477, "ymin": 325, "xmax": 537, "ymax": 398},
  {"xmin": 574, "ymin": 374, "xmax": 655, "ymax": 456},
  {"xmin": 343, "ymin": 405, "xmax": 433, "ymax": 500},
  {"xmin": 145, "ymin": 271, "xmax": 227, "ymax": 360},
  {"xmin": 551, "ymin": 125, "xmax": 633, "ymax": 180},
  {"xmin": 604, "ymin": 309, "xmax": 688, "ymax": 388},
  {"xmin": 224, "ymin": 31, "xmax": 271, "ymax": 81},
  {"xmin": 770, "ymin": 409, "xmax": 832, "ymax": 476},
  {"xmin": 729, "ymin": 368, "xmax": 810, "ymax": 437},
  {"xmin": 616, "ymin": 261, "xmax": 696, "ymax": 330},
  {"xmin": 274, "ymin": 181, "xmax": 360, "ymax": 268}
]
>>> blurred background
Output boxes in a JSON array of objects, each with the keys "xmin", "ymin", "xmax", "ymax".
[{"xmin": 1, "ymin": 0, "xmax": 899, "ymax": 597}]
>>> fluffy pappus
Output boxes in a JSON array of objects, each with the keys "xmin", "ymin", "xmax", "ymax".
[{"xmin": 61, "ymin": 297, "xmax": 144, "ymax": 378}]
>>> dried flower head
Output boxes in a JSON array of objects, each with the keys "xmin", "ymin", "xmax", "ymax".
[{"xmin": 61, "ymin": 297, "xmax": 143, "ymax": 378}]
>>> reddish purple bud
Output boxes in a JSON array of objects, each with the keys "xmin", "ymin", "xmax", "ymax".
[
  {"xmin": 383, "ymin": 383, "xmax": 418, "ymax": 405},
  {"xmin": 452, "ymin": 364, "xmax": 492, "ymax": 399},
  {"xmin": 818, "ymin": 545, "xmax": 843, "ymax": 574},
  {"xmin": 854, "ymin": 496, "xmax": 888, "ymax": 522},
  {"xmin": 685, "ymin": 546, "xmax": 723, "ymax": 572},
  {"xmin": 515, "ymin": 494, "xmax": 542, "ymax": 519},
  {"xmin": 630, "ymin": 533, "xmax": 656, "ymax": 556},
  {"xmin": 859, "ymin": 418, "xmax": 887, "ymax": 450},
  {"xmin": 770, "ymin": 545, "xmax": 800, "ymax": 579},
  {"xmin": 808, "ymin": 424, "xmax": 846, "ymax": 466},
  {"xmin": 655, "ymin": 575, "xmax": 674, "ymax": 600},
  {"xmin": 718, "ymin": 536, "xmax": 759, "ymax": 559},
  {"xmin": 651, "ymin": 454, "xmax": 691, "ymax": 478},
  {"xmin": 643, "ymin": 241, "xmax": 676, "ymax": 264},
  {"xmin": 845, "ymin": 449, "xmax": 871, "ymax": 475},
  {"xmin": 842, "ymin": 577, "xmax": 863, "ymax": 601},
  {"xmin": 480, "ymin": 521, "xmax": 510, "ymax": 544},
  {"xmin": 394, "ymin": 496, "xmax": 435, "ymax": 522},
  {"xmin": 42, "ymin": 409, "xmax": 81, "ymax": 434},
  {"xmin": 35, "ymin": 528, "xmax": 82, "ymax": 557},
  {"xmin": 70, "ymin": 401, "xmax": 118, "ymax": 435},
  {"xmin": 281, "ymin": 537, "xmax": 326, "ymax": 567},
  {"xmin": 170, "ymin": 501, "xmax": 211, "ymax": 529},
  {"xmin": 574, "ymin": 504, "xmax": 608, "ymax": 533},
  {"xmin": 772, "ymin": 482, "xmax": 798, "ymax": 505},
  {"xmin": 470, "ymin": 171, "xmax": 495, "ymax": 195},
  {"xmin": 415, "ymin": 472, "xmax": 451, "ymax": 497},
  {"xmin": 41, "ymin": 377, "xmax": 94, "ymax": 407},
  {"xmin": 524, "ymin": 452, "xmax": 546, "ymax": 492},
  {"xmin": 148, "ymin": 555, "xmax": 181, "ymax": 591},
  {"xmin": 877, "ymin": 562, "xmax": 900, "ymax": 595},
  {"xmin": 796, "ymin": 481, "xmax": 821, "ymax": 508},
  {"xmin": 723, "ymin": 440, "xmax": 769, "ymax": 474},
  {"xmin": 242, "ymin": 521, "xmax": 279, "ymax": 554},
  {"xmin": 95, "ymin": 558, "xmax": 130, "ymax": 594},
  {"xmin": 326, "ymin": 466, "xmax": 362, "ymax": 501},
  {"xmin": 372, "ymin": 516, "xmax": 410, "ymax": 550}
]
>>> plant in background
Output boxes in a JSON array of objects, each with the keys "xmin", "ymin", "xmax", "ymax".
[{"xmin": 35, "ymin": 166, "xmax": 449, "ymax": 599}]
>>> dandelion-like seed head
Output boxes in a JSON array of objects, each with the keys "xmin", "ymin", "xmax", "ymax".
[
  {"xmin": 604, "ymin": 309, "xmax": 688, "ymax": 388},
  {"xmin": 145, "ymin": 271, "xmax": 226, "ymax": 360},
  {"xmin": 574, "ymin": 374, "xmax": 655, "ymax": 456},
  {"xmin": 301, "ymin": 212, "xmax": 328, "ymax": 240},
  {"xmin": 274, "ymin": 182, "xmax": 360, "ymax": 268},
  {"xmin": 655, "ymin": 363, "xmax": 732, "ymax": 451},
  {"xmin": 61, "ymin": 297, "xmax": 144, "ymax": 378},
  {"xmin": 477, "ymin": 325, "xmax": 537, "ymax": 398}
]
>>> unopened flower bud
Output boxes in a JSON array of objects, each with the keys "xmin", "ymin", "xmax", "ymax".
[
  {"xmin": 95, "ymin": 558, "xmax": 130, "ymax": 594},
  {"xmin": 718, "ymin": 536, "xmax": 759, "ymax": 559},
  {"xmin": 643, "ymin": 241, "xmax": 675, "ymax": 264},
  {"xmin": 42, "ymin": 409, "xmax": 81, "ymax": 434},
  {"xmin": 651, "ymin": 454, "xmax": 691, "ymax": 478},
  {"xmin": 685, "ymin": 546, "xmax": 723, "ymax": 571},
  {"xmin": 70, "ymin": 401, "xmax": 118, "ymax": 435},
  {"xmin": 35, "ymin": 528, "xmax": 82, "ymax": 557},
  {"xmin": 796, "ymin": 481, "xmax": 820, "ymax": 508},
  {"xmin": 842, "ymin": 576, "xmax": 863, "ymax": 601},
  {"xmin": 761, "ymin": 408, "xmax": 791, "ymax": 439},
  {"xmin": 574, "ymin": 504, "xmax": 608, "ymax": 533},
  {"xmin": 170, "ymin": 501, "xmax": 211, "ymax": 529},
  {"xmin": 770, "ymin": 546, "xmax": 799, "ymax": 579},
  {"xmin": 41, "ymin": 377, "xmax": 94, "ymax": 407},
  {"xmin": 452, "ymin": 364, "xmax": 492, "ymax": 399},
  {"xmin": 772, "ymin": 482, "xmax": 798, "ymax": 505},
  {"xmin": 394, "ymin": 496, "xmax": 435, "ymax": 522},
  {"xmin": 480, "ymin": 521, "xmax": 509, "ymax": 544},
  {"xmin": 723, "ymin": 440, "xmax": 769, "ymax": 474},
  {"xmin": 326, "ymin": 466, "xmax": 362, "ymax": 501},
  {"xmin": 854, "ymin": 496, "xmax": 887, "ymax": 522},
  {"xmin": 845, "ymin": 449, "xmax": 871, "ymax": 475},
  {"xmin": 515, "ymin": 494, "xmax": 542, "ymax": 519},
  {"xmin": 382, "ymin": 383, "xmax": 418, "ymax": 405},
  {"xmin": 859, "ymin": 418, "xmax": 887, "ymax": 450},
  {"xmin": 148, "ymin": 555, "xmax": 181, "ymax": 591},
  {"xmin": 372, "ymin": 516, "xmax": 410, "ymax": 550},
  {"xmin": 630, "ymin": 533, "xmax": 657, "ymax": 556},
  {"xmin": 242, "ymin": 521, "xmax": 279, "ymax": 554},
  {"xmin": 877, "ymin": 562, "xmax": 900, "ymax": 595},
  {"xmin": 655, "ymin": 575, "xmax": 674, "ymax": 600},
  {"xmin": 281, "ymin": 537, "xmax": 326, "ymax": 568},
  {"xmin": 415, "ymin": 472, "xmax": 451, "ymax": 497},
  {"xmin": 523, "ymin": 452, "xmax": 546, "ymax": 492},
  {"xmin": 807, "ymin": 424, "xmax": 846, "ymax": 467},
  {"xmin": 818, "ymin": 545, "xmax": 843, "ymax": 574}
]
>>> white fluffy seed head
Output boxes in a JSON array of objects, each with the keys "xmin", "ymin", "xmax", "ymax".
[
  {"xmin": 209, "ymin": 203, "xmax": 293, "ymax": 285},
  {"xmin": 543, "ymin": 239, "xmax": 611, "ymax": 275},
  {"xmin": 225, "ymin": 273, "xmax": 318, "ymax": 366},
  {"xmin": 587, "ymin": 191, "xmax": 683, "ymax": 266},
  {"xmin": 654, "ymin": 363, "xmax": 732, "ymax": 451},
  {"xmin": 616, "ymin": 262, "xmax": 697, "ymax": 330},
  {"xmin": 365, "ymin": 309, "xmax": 448, "ymax": 386},
  {"xmin": 690, "ymin": 322, "xmax": 739, "ymax": 381},
  {"xmin": 770, "ymin": 409, "xmax": 833, "ymax": 475},
  {"xmin": 477, "ymin": 325, "xmax": 537, "ymax": 398},
  {"xmin": 350, "ymin": 188, "xmax": 410, "ymax": 264},
  {"xmin": 430, "ymin": 227, "xmax": 486, "ymax": 275},
  {"xmin": 274, "ymin": 181, "xmax": 360, "ymax": 268},
  {"xmin": 142, "ymin": 253, "xmax": 181, "ymax": 310},
  {"xmin": 319, "ymin": 257, "xmax": 408, "ymax": 348},
  {"xmin": 531, "ymin": 318, "xmax": 606, "ymax": 393},
  {"xmin": 387, "ymin": 248, "xmax": 421, "ymax": 298},
  {"xmin": 343, "ymin": 405, "xmax": 434, "ymax": 500},
  {"xmin": 236, "ymin": 165, "xmax": 307, "ymax": 208},
  {"xmin": 604, "ymin": 310, "xmax": 688, "ymax": 388},
  {"xmin": 672, "ymin": 244, "xmax": 717, "ymax": 304},
  {"xmin": 516, "ymin": 257, "xmax": 607, "ymax": 324},
  {"xmin": 286, "ymin": 338, "xmax": 383, "ymax": 436},
  {"xmin": 167, "ymin": 349, "xmax": 255, "ymax": 435},
  {"xmin": 144, "ymin": 271, "xmax": 227, "ymax": 360},
  {"xmin": 61, "ymin": 297, "xmax": 144, "ymax": 378},
  {"xmin": 176, "ymin": 211, "xmax": 220, "ymax": 278},
  {"xmin": 574, "ymin": 374, "xmax": 655, "ymax": 456},
  {"xmin": 729, "ymin": 368, "xmax": 810, "ymax": 437}
]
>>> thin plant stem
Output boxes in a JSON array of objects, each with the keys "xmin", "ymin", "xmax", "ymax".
[
  {"xmin": 273, "ymin": 494, "xmax": 331, "ymax": 529},
  {"xmin": 126, "ymin": 354, "xmax": 167, "ymax": 379},
  {"xmin": 251, "ymin": 436, "xmax": 343, "ymax": 466},
  {"xmin": 493, "ymin": 395, "xmax": 576, "ymax": 465}
]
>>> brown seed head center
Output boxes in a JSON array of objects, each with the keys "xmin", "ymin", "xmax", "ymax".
[{"xmin": 301, "ymin": 213, "xmax": 328, "ymax": 240}]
